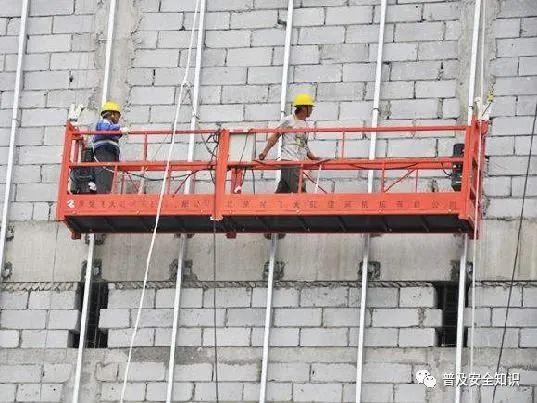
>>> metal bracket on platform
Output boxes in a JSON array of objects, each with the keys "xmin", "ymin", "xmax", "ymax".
[
  {"xmin": 450, "ymin": 260, "xmax": 473, "ymax": 281},
  {"xmin": 481, "ymin": 195, "xmax": 490, "ymax": 217},
  {"xmin": 1, "ymin": 262, "xmax": 13, "ymax": 280},
  {"xmin": 81, "ymin": 259, "xmax": 102, "ymax": 281},
  {"xmin": 358, "ymin": 260, "xmax": 381, "ymax": 280},
  {"xmin": 174, "ymin": 233, "xmax": 195, "ymax": 239},
  {"xmin": 85, "ymin": 233, "xmax": 106, "ymax": 246},
  {"xmin": 263, "ymin": 260, "xmax": 284, "ymax": 281},
  {"xmin": 169, "ymin": 259, "xmax": 197, "ymax": 282},
  {"xmin": 68, "ymin": 103, "xmax": 84, "ymax": 122},
  {"xmin": 466, "ymin": 262, "xmax": 475, "ymax": 280},
  {"xmin": 6, "ymin": 225, "xmax": 14, "ymax": 241}
]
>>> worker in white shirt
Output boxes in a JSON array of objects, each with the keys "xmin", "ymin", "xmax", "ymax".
[{"xmin": 259, "ymin": 93, "xmax": 320, "ymax": 193}]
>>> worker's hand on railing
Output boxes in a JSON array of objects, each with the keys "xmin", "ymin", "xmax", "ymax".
[
  {"xmin": 258, "ymin": 151, "xmax": 267, "ymax": 160},
  {"xmin": 120, "ymin": 127, "xmax": 130, "ymax": 135}
]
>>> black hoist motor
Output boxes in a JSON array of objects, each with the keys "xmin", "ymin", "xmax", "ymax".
[
  {"xmin": 69, "ymin": 147, "xmax": 96, "ymax": 194},
  {"xmin": 451, "ymin": 143, "xmax": 464, "ymax": 191}
]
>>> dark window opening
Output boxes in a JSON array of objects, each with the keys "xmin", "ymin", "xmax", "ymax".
[
  {"xmin": 433, "ymin": 282, "xmax": 460, "ymax": 347},
  {"xmin": 73, "ymin": 281, "xmax": 108, "ymax": 348}
]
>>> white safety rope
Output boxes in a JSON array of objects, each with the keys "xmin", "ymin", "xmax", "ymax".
[
  {"xmin": 469, "ymin": 0, "xmax": 487, "ymax": 399},
  {"xmin": 259, "ymin": 1, "xmax": 294, "ymax": 402},
  {"xmin": 356, "ymin": 0, "xmax": 387, "ymax": 401},
  {"xmin": 119, "ymin": 1, "xmax": 201, "ymax": 400},
  {"xmin": 72, "ymin": 3, "xmax": 112, "ymax": 402}
]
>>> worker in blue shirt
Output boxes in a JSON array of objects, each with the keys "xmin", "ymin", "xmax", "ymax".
[{"xmin": 92, "ymin": 101, "xmax": 128, "ymax": 193}]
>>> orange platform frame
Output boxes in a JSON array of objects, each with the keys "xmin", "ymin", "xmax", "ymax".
[{"xmin": 57, "ymin": 120, "xmax": 488, "ymax": 239}]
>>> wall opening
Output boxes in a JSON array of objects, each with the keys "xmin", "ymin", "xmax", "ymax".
[
  {"xmin": 73, "ymin": 281, "xmax": 108, "ymax": 348},
  {"xmin": 433, "ymin": 282, "xmax": 460, "ymax": 347}
]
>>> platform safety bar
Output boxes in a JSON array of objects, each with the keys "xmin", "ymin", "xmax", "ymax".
[
  {"xmin": 58, "ymin": 120, "xmax": 488, "ymax": 232},
  {"xmin": 63, "ymin": 121, "xmax": 485, "ymax": 194}
]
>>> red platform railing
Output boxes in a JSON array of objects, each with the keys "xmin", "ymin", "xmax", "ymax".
[{"xmin": 57, "ymin": 120, "xmax": 488, "ymax": 238}]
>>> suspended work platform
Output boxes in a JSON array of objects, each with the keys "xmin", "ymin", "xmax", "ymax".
[{"xmin": 57, "ymin": 120, "xmax": 487, "ymax": 238}]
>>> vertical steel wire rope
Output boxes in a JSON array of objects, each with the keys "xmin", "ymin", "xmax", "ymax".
[
  {"xmin": 455, "ymin": 0, "xmax": 483, "ymax": 401},
  {"xmin": 119, "ymin": 1, "xmax": 201, "ymax": 401},
  {"xmin": 72, "ymin": 1, "xmax": 116, "ymax": 401},
  {"xmin": 259, "ymin": 1, "xmax": 294, "ymax": 402},
  {"xmin": 165, "ymin": 1, "xmax": 206, "ymax": 401},
  {"xmin": 0, "ymin": 0, "xmax": 29, "ymax": 285},
  {"xmin": 469, "ymin": 0, "xmax": 488, "ymax": 400},
  {"xmin": 356, "ymin": 0, "xmax": 387, "ymax": 401}
]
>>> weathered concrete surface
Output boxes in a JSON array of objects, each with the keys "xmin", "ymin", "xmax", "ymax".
[
  {"xmin": 4, "ymin": 219, "xmax": 537, "ymax": 282},
  {"xmin": 370, "ymin": 233, "xmax": 462, "ymax": 282},
  {"xmin": 477, "ymin": 219, "xmax": 537, "ymax": 280},
  {"xmin": 95, "ymin": 233, "xmax": 176, "ymax": 282},
  {"xmin": 0, "ymin": 346, "xmax": 535, "ymax": 402},
  {"xmin": 4, "ymin": 222, "xmax": 86, "ymax": 282}
]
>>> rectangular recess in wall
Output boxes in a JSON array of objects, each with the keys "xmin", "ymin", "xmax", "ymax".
[
  {"xmin": 73, "ymin": 281, "xmax": 108, "ymax": 348},
  {"xmin": 434, "ymin": 282, "xmax": 460, "ymax": 347}
]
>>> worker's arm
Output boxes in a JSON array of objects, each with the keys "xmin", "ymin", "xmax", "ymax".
[
  {"xmin": 96, "ymin": 119, "xmax": 123, "ymax": 138},
  {"xmin": 258, "ymin": 132, "xmax": 282, "ymax": 160},
  {"xmin": 96, "ymin": 119, "xmax": 120, "ymax": 131},
  {"xmin": 305, "ymin": 137, "xmax": 320, "ymax": 160},
  {"xmin": 307, "ymin": 149, "xmax": 320, "ymax": 160}
]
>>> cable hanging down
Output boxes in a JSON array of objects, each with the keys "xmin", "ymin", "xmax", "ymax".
[
  {"xmin": 492, "ymin": 103, "xmax": 536, "ymax": 402},
  {"xmin": 212, "ymin": 219, "xmax": 220, "ymax": 402},
  {"xmin": 468, "ymin": 0, "xmax": 488, "ymax": 392},
  {"xmin": 119, "ymin": 0, "xmax": 202, "ymax": 401}
]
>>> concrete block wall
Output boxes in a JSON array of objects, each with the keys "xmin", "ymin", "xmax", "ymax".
[
  {"xmin": 94, "ymin": 282, "xmax": 537, "ymax": 402},
  {"xmin": 0, "ymin": 362, "xmax": 70, "ymax": 402},
  {"xmin": 485, "ymin": 0, "xmax": 537, "ymax": 218},
  {"xmin": 0, "ymin": 0, "xmax": 104, "ymax": 222},
  {"xmin": 466, "ymin": 283, "xmax": 537, "ymax": 348},
  {"xmin": 3, "ymin": 347, "xmax": 537, "ymax": 402},
  {"xmin": 0, "ymin": 282, "xmax": 534, "ymax": 402},
  {"xmin": 98, "ymin": 284, "xmax": 442, "ymax": 350},
  {"xmin": 0, "ymin": 288, "xmax": 81, "ymax": 348}
]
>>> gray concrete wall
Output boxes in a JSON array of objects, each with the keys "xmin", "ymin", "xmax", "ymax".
[
  {"xmin": 0, "ymin": 284, "xmax": 536, "ymax": 402},
  {"xmin": 1, "ymin": 346, "xmax": 536, "ymax": 402},
  {"xmin": 4, "ymin": 220, "xmax": 537, "ymax": 282},
  {"xmin": 0, "ymin": 282, "xmax": 537, "ymax": 403}
]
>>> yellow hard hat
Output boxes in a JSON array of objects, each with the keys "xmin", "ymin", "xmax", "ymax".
[
  {"xmin": 101, "ymin": 100, "xmax": 121, "ymax": 115},
  {"xmin": 293, "ymin": 93, "xmax": 314, "ymax": 107}
]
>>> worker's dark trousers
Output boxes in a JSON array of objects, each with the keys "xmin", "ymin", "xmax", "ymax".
[
  {"xmin": 276, "ymin": 167, "xmax": 306, "ymax": 193},
  {"xmin": 268, "ymin": 166, "xmax": 305, "ymax": 237},
  {"xmin": 94, "ymin": 145, "xmax": 119, "ymax": 194}
]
